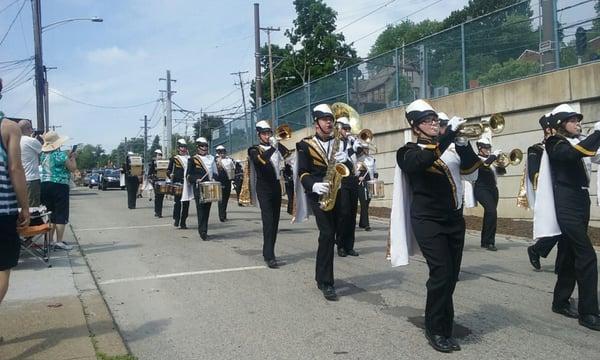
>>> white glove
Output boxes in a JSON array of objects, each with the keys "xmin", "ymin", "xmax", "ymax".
[
  {"xmin": 593, "ymin": 121, "xmax": 600, "ymax": 132},
  {"xmin": 455, "ymin": 137, "xmax": 468, "ymax": 147},
  {"xmin": 493, "ymin": 149, "xmax": 502, "ymax": 157},
  {"xmin": 335, "ymin": 151, "xmax": 348, "ymax": 163},
  {"xmin": 448, "ymin": 116, "xmax": 467, "ymax": 131},
  {"xmin": 312, "ymin": 182, "xmax": 330, "ymax": 195},
  {"xmin": 352, "ymin": 140, "xmax": 362, "ymax": 152},
  {"xmin": 269, "ymin": 136, "xmax": 278, "ymax": 147}
]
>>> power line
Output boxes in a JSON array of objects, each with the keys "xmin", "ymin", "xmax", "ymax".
[
  {"xmin": 0, "ymin": 0, "xmax": 27, "ymax": 47},
  {"xmin": 203, "ymin": 88, "xmax": 238, "ymax": 110},
  {"xmin": 49, "ymin": 89, "xmax": 159, "ymax": 109},
  {"xmin": 557, "ymin": 0, "xmax": 595, "ymax": 12},
  {"xmin": 337, "ymin": 0, "xmax": 397, "ymax": 32},
  {"xmin": 0, "ymin": 0, "xmax": 20, "ymax": 15}
]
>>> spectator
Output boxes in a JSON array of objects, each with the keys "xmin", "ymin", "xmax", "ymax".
[
  {"xmin": 40, "ymin": 131, "xmax": 77, "ymax": 250},
  {"xmin": 18, "ymin": 120, "xmax": 42, "ymax": 207},
  {"xmin": 0, "ymin": 78, "xmax": 30, "ymax": 305}
]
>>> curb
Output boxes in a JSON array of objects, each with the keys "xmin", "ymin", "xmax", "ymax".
[{"xmin": 68, "ymin": 224, "xmax": 133, "ymax": 358}]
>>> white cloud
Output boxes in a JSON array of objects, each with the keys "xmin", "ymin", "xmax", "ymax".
[{"xmin": 86, "ymin": 46, "xmax": 147, "ymax": 66}]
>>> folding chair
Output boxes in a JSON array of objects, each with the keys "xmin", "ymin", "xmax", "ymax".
[{"xmin": 18, "ymin": 207, "xmax": 52, "ymax": 267}]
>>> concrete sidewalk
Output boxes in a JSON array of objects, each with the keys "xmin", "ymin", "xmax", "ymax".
[{"xmin": 0, "ymin": 225, "xmax": 131, "ymax": 360}]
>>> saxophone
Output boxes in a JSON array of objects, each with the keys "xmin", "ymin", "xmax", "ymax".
[{"xmin": 318, "ymin": 124, "xmax": 350, "ymax": 211}]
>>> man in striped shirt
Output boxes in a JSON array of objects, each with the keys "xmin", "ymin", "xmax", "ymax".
[{"xmin": 0, "ymin": 78, "xmax": 30, "ymax": 305}]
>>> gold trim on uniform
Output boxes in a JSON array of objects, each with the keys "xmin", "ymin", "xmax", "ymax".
[
  {"xmin": 255, "ymin": 146, "xmax": 267, "ymax": 165},
  {"xmin": 460, "ymin": 159, "xmax": 483, "ymax": 175},
  {"xmin": 306, "ymin": 138, "xmax": 328, "ymax": 165},
  {"xmin": 174, "ymin": 157, "xmax": 183, "ymax": 168},
  {"xmin": 300, "ymin": 172, "xmax": 310, "ymax": 181},
  {"xmin": 573, "ymin": 143, "xmax": 596, "ymax": 156},
  {"xmin": 434, "ymin": 159, "xmax": 458, "ymax": 208}
]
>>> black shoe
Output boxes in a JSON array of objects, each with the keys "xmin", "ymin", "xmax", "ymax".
[
  {"xmin": 552, "ymin": 305, "xmax": 579, "ymax": 319},
  {"xmin": 337, "ymin": 248, "xmax": 347, "ymax": 257},
  {"xmin": 174, "ymin": 220, "xmax": 180, "ymax": 227},
  {"xmin": 364, "ymin": 226, "xmax": 372, "ymax": 231},
  {"xmin": 446, "ymin": 337, "xmax": 461, "ymax": 351},
  {"xmin": 266, "ymin": 259, "xmax": 279, "ymax": 269},
  {"xmin": 425, "ymin": 333, "xmax": 453, "ymax": 353},
  {"xmin": 317, "ymin": 284, "xmax": 338, "ymax": 301},
  {"xmin": 579, "ymin": 314, "xmax": 600, "ymax": 331},
  {"xmin": 219, "ymin": 218, "xmax": 225, "ymax": 223},
  {"xmin": 486, "ymin": 244, "xmax": 498, "ymax": 251},
  {"xmin": 527, "ymin": 246, "xmax": 541, "ymax": 270},
  {"xmin": 180, "ymin": 224, "xmax": 187, "ymax": 229},
  {"xmin": 346, "ymin": 249, "xmax": 359, "ymax": 256},
  {"xmin": 157, "ymin": 214, "xmax": 162, "ymax": 218},
  {"xmin": 200, "ymin": 232, "xmax": 208, "ymax": 241}
]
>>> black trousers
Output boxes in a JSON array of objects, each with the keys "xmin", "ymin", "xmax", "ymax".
[
  {"xmin": 309, "ymin": 197, "xmax": 337, "ymax": 286},
  {"xmin": 335, "ymin": 187, "xmax": 358, "ymax": 251},
  {"xmin": 412, "ymin": 215, "xmax": 465, "ymax": 337},
  {"xmin": 358, "ymin": 185, "xmax": 370, "ymax": 228},
  {"xmin": 552, "ymin": 187, "xmax": 598, "ymax": 315},
  {"xmin": 173, "ymin": 195, "xmax": 189, "ymax": 226},
  {"xmin": 474, "ymin": 185, "xmax": 498, "ymax": 246},
  {"xmin": 125, "ymin": 176, "xmax": 139, "ymax": 209},
  {"xmin": 285, "ymin": 181, "xmax": 294, "ymax": 215},
  {"xmin": 218, "ymin": 181, "xmax": 231, "ymax": 221},
  {"xmin": 194, "ymin": 198, "xmax": 211, "ymax": 236},
  {"xmin": 154, "ymin": 193, "xmax": 164, "ymax": 217},
  {"xmin": 234, "ymin": 179, "xmax": 242, "ymax": 203},
  {"xmin": 533, "ymin": 236, "xmax": 559, "ymax": 258},
  {"xmin": 257, "ymin": 183, "xmax": 282, "ymax": 261}
]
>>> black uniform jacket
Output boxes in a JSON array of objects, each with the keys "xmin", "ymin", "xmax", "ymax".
[
  {"xmin": 475, "ymin": 155, "xmax": 505, "ymax": 188},
  {"xmin": 186, "ymin": 155, "xmax": 212, "ymax": 184},
  {"xmin": 296, "ymin": 135, "xmax": 353, "ymax": 198},
  {"xmin": 396, "ymin": 130, "xmax": 481, "ymax": 221},
  {"xmin": 247, "ymin": 143, "xmax": 290, "ymax": 188},
  {"xmin": 527, "ymin": 143, "xmax": 544, "ymax": 187},
  {"xmin": 167, "ymin": 155, "xmax": 185, "ymax": 183},
  {"xmin": 546, "ymin": 131, "xmax": 600, "ymax": 189}
]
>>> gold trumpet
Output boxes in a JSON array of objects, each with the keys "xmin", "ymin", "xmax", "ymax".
[
  {"xmin": 495, "ymin": 148, "xmax": 523, "ymax": 168},
  {"xmin": 275, "ymin": 124, "xmax": 292, "ymax": 141},
  {"xmin": 457, "ymin": 113, "xmax": 505, "ymax": 140}
]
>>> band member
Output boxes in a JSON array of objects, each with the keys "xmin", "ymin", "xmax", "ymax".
[
  {"xmin": 124, "ymin": 152, "xmax": 141, "ymax": 209},
  {"xmin": 294, "ymin": 104, "xmax": 350, "ymax": 300},
  {"xmin": 474, "ymin": 138, "xmax": 505, "ymax": 251},
  {"xmin": 526, "ymin": 114, "xmax": 559, "ymax": 271},
  {"xmin": 148, "ymin": 149, "xmax": 165, "ymax": 218},
  {"xmin": 234, "ymin": 160, "xmax": 244, "ymax": 205},
  {"xmin": 393, "ymin": 99, "xmax": 480, "ymax": 352},
  {"xmin": 247, "ymin": 121, "xmax": 291, "ymax": 268},
  {"xmin": 283, "ymin": 160, "xmax": 294, "ymax": 215},
  {"xmin": 335, "ymin": 117, "xmax": 359, "ymax": 257},
  {"xmin": 168, "ymin": 139, "xmax": 190, "ymax": 229},
  {"xmin": 214, "ymin": 145, "xmax": 235, "ymax": 222},
  {"xmin": 543, "ymin": 104, "xmax": 600, "ymax": 330},
  {"xmin": 187, "ymin": 137, "xmax": 217, "ymax": 240},
  {"xmin": 356, "ymin": 142, "xmax": 377, "ymax": 231}
]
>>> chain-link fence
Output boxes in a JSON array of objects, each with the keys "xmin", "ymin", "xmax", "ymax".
[{"xmin": 212, "ymin": 0, "xmax": 600, "ymax": 154}]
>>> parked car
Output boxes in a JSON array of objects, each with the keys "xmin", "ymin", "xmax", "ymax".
[
  {"xmin": 100, "ymin": 169, "xmax": 124, "ymax": 190},
  {"xmin": 88, "ymin": 173, "xmax": 100, "ymax": 188},
  {"xmin": 82, "ymin": 171, "xmax": 91, "ymax": 186}
]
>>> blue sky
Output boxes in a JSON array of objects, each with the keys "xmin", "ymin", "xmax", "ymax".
[{"xmin": 0, "ymin": 0, "xmax": 593, "ymax": 151}]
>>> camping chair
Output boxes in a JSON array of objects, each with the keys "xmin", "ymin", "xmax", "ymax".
[{"xmin": 18, "ymin": 207, "xmax": 52, "ymax": 267}]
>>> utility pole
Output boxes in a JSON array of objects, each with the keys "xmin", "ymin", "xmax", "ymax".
[
  {"xmin": 31, "ymin": 0, "xmax": 45, "ymax": 131},
  {"xmin": 159, "ymin": 70, "xmax": 176, "ymax": 157},
  {"xmin": 140, "ymin": 115, "xmax": 148, "ymax": 173},
  {"xmin": 50, "ymin": 125, "xmax": 61, "ymax": 132},
  {"xmin": 43, "ymin": 66, "xmax": 57, "ymax": 129},
  {"xmin": 254, "ymin": 3, "xmax": 262, "ymax": 108},
  {"xmin": 260, "ymin": 26, "xmax": 280, "ymax": 125},
  {"xmin": 231, "ymin": 71, "xmax": 249, "ymax": 145},
  {"xmin": 541, "ymin": 0, "xmax": 558, "ymax": 71}
]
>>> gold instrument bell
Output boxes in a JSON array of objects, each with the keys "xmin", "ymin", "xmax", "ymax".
[
  {"xmin": 457, "ymin": 113, "xmax": 505, "ymax": 140},
  {"xmin": 275, "ymin": 124, "xmax": 292, "ymax": 141},
  {"xmin": 495, "ymin": 148, "xmax": 523, "ymax": 168}
]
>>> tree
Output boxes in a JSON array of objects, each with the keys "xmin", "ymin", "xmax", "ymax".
[
  {"xmin": 193, "ymin": 114, "xmax": 225, "ymax": 143},
  {"xmin": 441, "ymin": 0, "xmax": 528, "ymax": 29},
  {"xmin": 149, "ymin": 135, "xmax": 161, "ymax": 154},
  {"xmin": 75, "ymin": 144, "xmax": 106, "ymax": 170},
  {"xmin": 477, "ymin": 58, "xmax": 539, "ymax": 86},
  {"xmin": 369, "ymin": 20, "xmax": 441, "ymax": 58}
]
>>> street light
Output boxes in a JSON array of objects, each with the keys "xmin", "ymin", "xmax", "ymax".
[{"xmin": 42, "ymin": 17, "xmax": 103, "ymax": 32}]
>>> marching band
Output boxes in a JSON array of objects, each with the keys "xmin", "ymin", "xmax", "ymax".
[{"xmin": 120, "ymin": 99, "xmax": 600, "ymax": 352}]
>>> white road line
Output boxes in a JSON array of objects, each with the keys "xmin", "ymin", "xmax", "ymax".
[
  {"xmin": 99, "ymin": 265, "xmax": 267, "ymax": 285},
  {"xmin": 75, "ymin": 224, "xmax": 173, "ymax": 232}
]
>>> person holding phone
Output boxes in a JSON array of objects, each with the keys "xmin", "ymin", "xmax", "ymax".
[{"xmin": 40, "ymin": 131, "xmax": 77, "ymax": 250}]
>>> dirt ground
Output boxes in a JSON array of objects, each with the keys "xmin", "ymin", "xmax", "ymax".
[{"xmin": 368, "ymin": 206, "xmax": 600, "ymax": 247}]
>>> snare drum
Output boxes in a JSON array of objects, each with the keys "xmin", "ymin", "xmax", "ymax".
[
  {"xmin": 197, "ymin": 181, "xmax": 222, "ymax": 203},
  {"xmin": 129, "ymin": 156, "xmax": 143, "ymax": 176},
  {"xmin": 155, "ymin": 160, "xmax": 169, "ymax": 179},
  {"xmin": 366, "ymin": 179, "xmax": 385, "ymax": 199},
  {"xmin": 154, "ymin": 181, "xmax": 169, "ymax": 194},
  {"xmin": 171, "ymin": 183, "xmax": 183, "ymax": 196}
]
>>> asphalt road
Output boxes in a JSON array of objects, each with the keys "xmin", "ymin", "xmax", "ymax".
[{"xmin": 69, "ymin": 188, "xmax": 600, "ymax": 359}]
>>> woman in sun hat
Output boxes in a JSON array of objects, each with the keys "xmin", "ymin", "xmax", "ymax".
[{"xmin": 40, "ymin": 131, "xmax": 77, "ymax": 250}]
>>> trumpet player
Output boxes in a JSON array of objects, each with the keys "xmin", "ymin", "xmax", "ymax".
[
  {"xmin": 356, "ymin": 141, "xmax": 376, "ymax": 231},
  {"xmin": 168, "ymin": 139, "xmax": 191, "ymax": 229},
  {"xmin": 335, "ymin": 117, "xmax": 360, "ymax": 257},
  {"xmin": 542, "ymin": 104, "xmax": 600, "ymax": 330},
  {"xmin": 526, "ymin": 114, "xmax": 560, "ymax": 271},
  {"xmin": 295, "ymin": 104, "xmax": 350, "ymax": 301},
  {"xmin": 394, "ymin": 99, "xmax": 481, "ymax": 352},
  {"xmin": 474, "ymin": 138, "xmax": 506, "ymax": 251},
  {"xmin": 247, "ymin": 121, "xmax": 291, "ymax": 269},
  {"xmin": 187, "ymin": 137, "xmax": 217, "ymax": 240},
  {"xmin": 214, "ymin": 145, "xmax": 234, "ymax": 222}
]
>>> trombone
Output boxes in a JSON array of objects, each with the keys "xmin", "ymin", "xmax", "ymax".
[{"xmin": 495, "ymin": 148, "xmax": 523, "ymax": 168}]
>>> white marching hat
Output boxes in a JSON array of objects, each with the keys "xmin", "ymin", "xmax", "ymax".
[
  {"xmin": 215, "ymin": 145, "xmax": 226, "ymax": 150},
  {"xmin": 255, "ymin": 120, "xmax": 272, "ymax": 132},
  {"xmin": 127, "ymin": 151, "xmax": 134, "ymax": 156},
  {"xmin": 177, "ymin": 139, "xmax": 187, "ymax": 146},
  {"xmin": 312, "ymin": 104, "xmax": 334, "ymax": 120},
  {"xmin": 336, "ymin": 116, "xmax": 350, "ymax": 126},
  {"xmin": 437, "ymin": 112, "xmax": 450, "ymax": 122},
  {"xmin": 196, "ymin": 137, "xmax": 208, "ymax": 144},
  {"xmin": 405, "ymin": 99, "xmax": 437, "ymax": 126},
  {"xmin": 154, "ymin": 149, "xmax": 162, "ymax": 154},
  {"xmin": 476, "ymin": 137, "xmax": 491, "ymax": 146},
  {"xmin": 550, "ymin": 103, "xmax": 582, "ymax": 127}
]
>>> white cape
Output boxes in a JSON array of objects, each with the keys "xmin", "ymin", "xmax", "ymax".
[
  {"xmin": 178, "ymin": 155, "xmax": 194, "ymax": 202},
  {"xmin": 532, "ymin": 150, "xmax": 561, "ymax": 239},
  {"xmin": 291, "ymin": 156, "xmax": 312, "ymax": 224},
  {"xmin": 389, "ymin": 165, "xmax": 419, "ymax": 267},
  {"xmin": 463, "ymin": 180, "xmax": 476, "ymax": 208}
]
